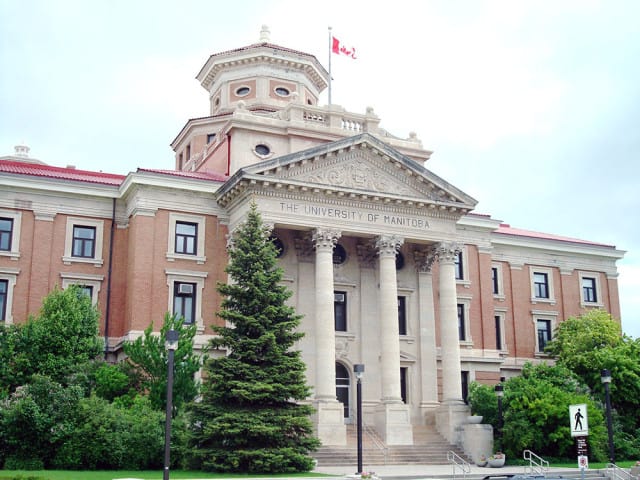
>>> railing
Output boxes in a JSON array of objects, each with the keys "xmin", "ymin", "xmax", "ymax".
[
  {"xmin": 447, "ymin": 450, "xmax": 470, "ymax": 480},
  {"xmin": 607, "ymin": 463, "xmax": 634, "ymax": 480},
  {"xmin": 363, "ymin": 423, "xmax": 388, "ymax": 464},
  {"xmin": 523, "ymin": 449, "xmax": 549, "ymax": 476}
]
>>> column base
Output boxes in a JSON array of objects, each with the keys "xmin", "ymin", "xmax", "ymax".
[
  {"xmin": 461, "ymin": 423, "xmax": 494, "ymax": 465},
  {"xmin": 435, "ymin": 401, "xmax": 470, "ymax": 445},
  {"xmin": 374, "ymin": 402, "xmax": 413, "ymax": 445},
  {"xmin": 313, "ymin": 400, "xmax": 346, "ymax": 446}
]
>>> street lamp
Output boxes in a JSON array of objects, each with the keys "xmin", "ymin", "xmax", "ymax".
[
  {"xmin": 163, "ymin": 329, "xmax": 179, "ymax": 480},
  {"xmin": 601, "ymin": 369, "xmax": 615, "ymax": 464},
  {"xmin": 494, "ymin": 384, "xmax": 504, "ymax": 451},
  {"xmin": 354, "ymin": 364, "xmax": 365, "ymax": 475}
]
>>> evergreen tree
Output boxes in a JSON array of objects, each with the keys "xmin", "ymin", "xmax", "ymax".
[{"xmin": 188, "ymin": 203, "xmax": 319, "ymax": 473}]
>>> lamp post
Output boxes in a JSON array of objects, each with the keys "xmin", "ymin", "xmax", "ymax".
[
  {"xmin": 163, "ymin": 329, "xmax": 179, "ymax": 480},
  {"xmin": 601, "ymin": 369, "xmax": 615, "ymax": 464},
  {"xmin": 494, "ymin": 384, "xmax": 504, "ymax": 450},
  {"xmin": 354, "ymin": 364, "xmax": 365, "ymax": 475}
]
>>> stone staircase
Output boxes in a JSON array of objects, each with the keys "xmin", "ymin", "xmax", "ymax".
[{"xmin": 313, "ymin": 424, "xmax": 468, "ymax": 466}]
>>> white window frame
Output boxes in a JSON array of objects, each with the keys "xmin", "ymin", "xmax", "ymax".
[
  {"xmin": 494, "ymin": 308, "xmax": 507, "ymax": 353},
  {"xmin": 0, "ymin": 210, "xmax": 22, "ymax": 260},
  {"xmin": 63, "ymin": 217, "xmax": 104, "ymax": 266},
  {"xmin": 455, "ymin": 247, "xmax": 471, "ymax": 287},
  {"xmin": 491, "ymin": 262, "xmax": 505, "ymax": 300},
  {"xmin": 166, "ymin": 269, "xmax": 208, "ymax": 333},
  {"xmin": 167, "ymin": 213, "xmax": 206, "ymax": 264},
  {"xmin": 0, "ymin": 268, "xmax": 19, "ymax": 324},
  {"xmin": 457, "ymin": 295, "xmax": 472, "ymax": 345},
  {"xmin": 60, "ymin": 272, "xmax": 104, "ymax": 306},
  {"xmin": 532, "ymin": 310, "xmax": 558, "ymax": 355},
  {"xmin": 529, "ymin": 266, "xmax": 555, "ymax": 304},
  {"xmin": 578, "ymin": 271, "xmax": 604, "ymax": 308}
]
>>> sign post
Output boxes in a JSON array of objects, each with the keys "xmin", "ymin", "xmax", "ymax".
[{"xmin": 570, "ymin": 404, "xmax": 589, "ymax": 480}]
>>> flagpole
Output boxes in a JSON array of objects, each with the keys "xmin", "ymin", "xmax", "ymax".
[{"xmin": 328, "ymin": 26, "xmax": 332, "ymax": 106}]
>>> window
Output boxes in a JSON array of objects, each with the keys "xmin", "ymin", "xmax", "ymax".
[
  {"xmin": 254, "ymin": 144, "xmax": 271, "ymax": 157},
  {"xmin": 400, "ymin": 367, "xmax": 408, "ymax": 404},
  {"xmin": 530, "ymin": 267, "xmax": 555, "ymax": 303},
  {"xmin": 72, "ymin": 226, "xmax": 96, "ymax": 258},
  {"xmin": 0, "ymin": 210, "xmax": 22, "ymax": 259},
  {"xmin": 582, "ymin": 277, "xmax": 597, "ymax": 303},
  {"xmin": 457, "ymin": 303, "xmax": 466, "ymax": 341},
  {"xmin": 533, "ymin": 272, "xmax": 549, "ymax": 298},
  {"xmin": 60, "ymin": 273, "xmax": 103, "ymax": 306},
  {"xmin": 0, "ymin": 269, "xmax": 19, "ymax": 323},
  {"xmin": 461, "ymin": 371, "xmax": 469, "ymax": 404},
  {"xmin": 206, "ymin": 133, "xmax": 216, "ymax": 143},
  {"xmin": 495, "ymin": 315, "xmax": 502, "ymax": 350},
  {"xmin": 235, "ymin": 86, "xmax": 251, "ymax": 96},
  {"xmin": 579, "ymin": 272, "xmax": 603, "ymax": 307},
  {"xmin": 0, "ymin": 279, "xmax": 7, "ymax": 321},
  {"xmin": 492, "ymin": 267, "xmax": 499, "ymax": 294},
  {"xmin": 275, "ymin": 87, "xmax": 290, "ymax": 97},
  {"xmin": 173, "ymin": 282, "xmax": 196, "ymax": 325},
  {"xmin": 76, "ymin": 285, "xmax": 94, "ymax": 300},
  {"xmin": 398, "ymin": 296, "xmax": 407, "ymax": 335},
  {"xmin": 454, "ymin": 251, "xmax": 464, "ymax": 280},
  {"xmin": 175, "ymin": 222, "xmax": 197, "ymax": 255},
  {"xmin": 63, "ymin": 218, "xmax": 104, "ymax": 266},
  {"xmin": 334, "ymin": 291, "xmax": 347, "ymax": 331},
  {"xmin": 167, "ymin": 213, "xmax": 206, "ymax": 264},
  {"xmin": 537, "ymin": 319, "xmax": 552, "ymax": 352},
  {"xmin": 0, "ymin": 218, "xmax": 13, "ymax": 251},
  {"xmin": 166, "ymin": 270, "xmax": 207, "ymax": 331}
]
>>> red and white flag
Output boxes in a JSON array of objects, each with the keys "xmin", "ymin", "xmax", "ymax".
[{"xmin": 332, "ymin": 36, "xmax": 357, "ymax": 59}]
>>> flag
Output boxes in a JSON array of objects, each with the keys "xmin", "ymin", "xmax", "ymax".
[{"xmin": 332, "ymin": 36, "xmax": 357, "ymax": 59}]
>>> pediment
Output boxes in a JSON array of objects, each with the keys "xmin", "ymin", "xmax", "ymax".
[{"xmin": 218, "ymin": 133, "xmax": 477, "ymax": 212}]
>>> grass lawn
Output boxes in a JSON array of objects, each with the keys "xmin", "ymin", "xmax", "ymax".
[{"xmin": 0, "ymin": 471, "xmax": 329, "ymax": 480}]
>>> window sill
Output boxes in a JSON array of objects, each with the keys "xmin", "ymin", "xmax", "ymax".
[
  {"xmin": 580, "ymin": 302, "xmax": 604, "ymax": 309},
  {"xmin": 530, "ymin": 297, "xmax": 556, "ymax": 305},
  {"xmin": 493, "ymin": 294, "xmax": 505, "ymax": 301},
  {"xmin": 0, "ymin": 251, "xmax": 20, "ymax": 261},
  {"xmin": 166, "ymin": 252, "xmax": 207, "ymax": 264},
  {"xmin": 456, "ymin": 280, "xmax": 471, "ymax": 288},
  {"xmin": 62, "ymin": 256, "xmax": 103, "ymax": 267},
  {"xmin": 400, "ymin": 335, "xmax": 416, "ymax": 344}
]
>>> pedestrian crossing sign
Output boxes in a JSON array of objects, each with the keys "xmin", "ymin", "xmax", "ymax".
[{"xmin": 569, "ymin": 404, "xmax": 589, "ymax": 437}]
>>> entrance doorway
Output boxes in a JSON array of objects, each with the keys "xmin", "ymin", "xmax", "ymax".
[{"xmin": 335, "ymin": 363, "xmax": 350, "ymax": 420}]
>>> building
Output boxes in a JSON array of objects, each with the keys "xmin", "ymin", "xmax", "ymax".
[{"xmin": 0, "ymin": 27, "xmax": 624, "ymax": 447}]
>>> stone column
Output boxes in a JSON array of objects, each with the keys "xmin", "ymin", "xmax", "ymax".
[
  {"xmin": 437, "ymin": 241, "xmax": 464, "ymax": 403},
  {"xmin": 311, "ymin": 228, "xmax": 346, "ymax": 445},
  {"xmin": 435, "ymin": 241, "xmax": 469, "ymax": 444},
  {"xmin": 414, "ymin": 247, "xmax": 439, "ymax": 423},
  {"xmin": 374, "ymin": 234, "xmax": 413, "ymax": 445}
]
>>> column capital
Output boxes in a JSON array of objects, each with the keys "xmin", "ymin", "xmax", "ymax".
[
  {"xmin": 436, "ymin": 241, "xmax": 462, "ymax": 264},
  {"xmin": 312, "ymin": 228, "xmax": 341, "ymax": 252},
  {"xmin": 414, "ymin": 246, "xmax": 438, "ymax": 273},
  {"xmin": 376, "ymin": 234, "xmax": 404, "ymax": 258}
]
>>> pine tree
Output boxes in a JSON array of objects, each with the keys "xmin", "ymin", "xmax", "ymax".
[{"xmin": 188, "ymin": 203, "xmax": 320, "ymax": 473}]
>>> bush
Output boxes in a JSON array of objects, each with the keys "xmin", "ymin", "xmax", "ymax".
[{"xmin": 2, "ymin": 456, "xmax": 44, "ymax": 470}]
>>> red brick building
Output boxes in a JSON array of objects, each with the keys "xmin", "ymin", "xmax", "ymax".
[{"xmin": 0, "ymin": 29, "xmax": 624, "ymax": 446}]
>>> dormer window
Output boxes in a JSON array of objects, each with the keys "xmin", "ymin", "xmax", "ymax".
[
  {"xmin": 235, "ymin": 86, "xmax": 251, "ymax": 97},
  {"xmin": 275, "ymin": 87, "xmax": 290, "ymax": 97}
]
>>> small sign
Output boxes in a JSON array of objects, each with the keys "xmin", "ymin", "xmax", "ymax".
[
  {"xmin": 576, "ymin": 436, "xmax": 588, "ymax": 456},
  {"xmin": 578, "ymin": 455, "xmax": 589, "ymax": 469},
  {"xmin": 569, "ymin": 404, "xmax": 588, "ymax": 437}
]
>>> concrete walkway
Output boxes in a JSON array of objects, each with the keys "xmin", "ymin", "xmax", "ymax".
[{"xmin": 312, "ymin": 464, "xmax": 580, "ymax": 479}]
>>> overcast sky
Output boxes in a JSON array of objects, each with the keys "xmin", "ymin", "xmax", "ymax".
[{"xmin": 1, "ymin": 0, "xmax": 639, "ymax": 337}]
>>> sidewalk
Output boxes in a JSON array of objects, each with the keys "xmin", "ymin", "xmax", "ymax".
[{"xmin": 312, "ymin": 464, "xmax": 579, "ymax": 479}]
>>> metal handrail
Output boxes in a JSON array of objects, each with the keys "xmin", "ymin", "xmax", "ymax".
[
  {"xmin": 523, "ymin": 449, "xmax": 549, "ymax": 476},
  {"xmin": 607, "ymin": 463, "xmax": 634, "ymax": 480},
  {"xmin": 447, "ymin": 450, "xmax": 471, "ymax": 480}
]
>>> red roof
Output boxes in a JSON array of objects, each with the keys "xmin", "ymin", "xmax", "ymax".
[
  {"xmin": 138, "ymin": 168, "xmax": 228, "ymax": 182},
  {"xmin": 0, "ymin": 160, "xmax": 125, "ymax": 186},
  {"xmin": 496, "ymin": 223, "xmax": 614, "ymax": 248}
]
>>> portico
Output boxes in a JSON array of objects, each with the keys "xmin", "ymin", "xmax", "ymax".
[{"xmin": 216, "ymin": 133, "xmax": 477, "ymax": 445}]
